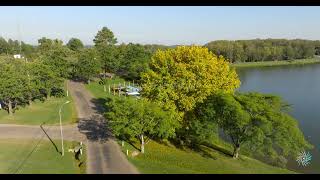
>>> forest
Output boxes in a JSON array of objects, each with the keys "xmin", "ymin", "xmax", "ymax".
[{"xmin": 205, "ymin": 39, "xmax": 320, "ymax": 63}]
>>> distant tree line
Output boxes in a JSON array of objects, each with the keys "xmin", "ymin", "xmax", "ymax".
[
  {"xmin": 0, "ymin": 37, "xmax": 36, "ymax": 58},
  {"xmin": 205, "ymin": 39, "xmax": 320, "ymax": 63}
]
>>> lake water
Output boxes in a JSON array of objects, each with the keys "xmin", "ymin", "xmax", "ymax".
[{"xmin": 237, "ymin": 64, "xmax": 320, "ymax": 174}]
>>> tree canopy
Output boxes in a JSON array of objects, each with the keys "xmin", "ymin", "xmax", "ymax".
[
  {"xmin": 141, "ymin": 45, "xmax": 240, "ymax": 113},
  {"xmin": 67, "ymin": 38, "xmax": 84, "ymax": 51},
  {"xmin": 193, "ymin": 92, "xmax": 312, "ymax": 166},
  {"xmin": 105, "ymin": 97, "xmax": 181, "ymax": 153}
]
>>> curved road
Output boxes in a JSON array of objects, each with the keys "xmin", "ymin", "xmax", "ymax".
[{"xmin": 0, "ymin": 80, "xmax": 139, "ymax": 174}]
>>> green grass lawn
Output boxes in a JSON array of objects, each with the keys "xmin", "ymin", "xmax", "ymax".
[
  {"xmin": 0, "ymin": 96, "xmax": 77, "ymax": 125},
  {"xmin": 231, "ymin": 58, "xmax": 320, "ymax": 68},
  {"xmin": 120, "ymin": 140, "xmax": 295, "ymax": 174},
  {"xmin": 0, "ymin": 139, "xmax": 86, "ymax": 174}
]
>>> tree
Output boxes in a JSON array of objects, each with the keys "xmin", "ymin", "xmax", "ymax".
[
  {"xmin": 0, "ymin": 37, "xmax": 8, "ymax": 54},
  {"xmin": 74, "ymin": 49, "xmax": 101, "ymax": 83},
  {"xmin": 116, "ymin": 43, "xmax": 152, "ymax": 81},
  {"xmin": 93, "ymin": 27, "xmax": 118, "ymax": 75},
  {"xmin": 197, "ymin": 92, "xmax": 312, "ymax": 164},
  {"xmin": 105, "ymin": 97, "xmax": 181, "ymax": 153},
  {"xmin": 93, "ymin": 27, "xmax": 117, "ymax": 47},
  {"xmin": 0, "ymin": 59, "xmax": 28, "ymax": 115},
  {"xmin": 67, "ymin": 38, "xmax": 84, "ymax": 51},
  {"xmin": 141, "ymin": 46, "xmax": 240, "ymax": 113},
  {"xmin": 27, "ymin": 60, "xmax": 63, "ymax": 99},
  {"xmin": 37, "ymin": 38, "xmax": 74, "ymax": 79},
  {"xmin": 21, "ymin": 42, "xmax": 35, "ymax": 58}
]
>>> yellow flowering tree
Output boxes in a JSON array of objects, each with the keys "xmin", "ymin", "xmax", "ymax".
[{"xmin": 141, "ymin": 45, "xmax": 241, "ymax": 114}]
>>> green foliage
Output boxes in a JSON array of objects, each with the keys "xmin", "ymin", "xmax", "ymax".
[
  {"xmin": 94, "ymin": 27, "xmax": 118, "ymax": 74},
  {"xmin": 115, "ymin": 43, "xmax": 152, "ymax": 81},
  {"xmin": 141, "ymin": 45, "xmax": 240, "ymax": 113},
  {"xmin": 93, "ymin": 27, "xmax": 117, "ymax": 47},
  {"xmin": 105, "ymin": 96, "xmax": 181, "ymax": 152},
  {"xmin": 195, "ymin": 92, "xmax": 312, "ymax": 166},
  {"xmin": 67, "ymin": 38, "xmax": 84, "ymax": 51},
  {"xmin": 206, "ymin": 39, "xmax": 318, "ymax": 63},
  {"xmin": 0, "ymin": 59, "xmax": 29, "ymax": 114},
  {"xmin": 0, "ymin": 57, "xmax": 64, "ymax": 115},
  {"xmin": 74, "ymin": 48, "xmax": 101, "ymax": 83},
  {"xmin": 37, "ymin": 37, "xmax": 75, "ymax": 79},
  {"xmin": 0, "ymin": 37, "xmax": 9, "ymax": 54},
  {"xmin": 27, "ymin": 60, "xmax": 63, "ymax": 99}
]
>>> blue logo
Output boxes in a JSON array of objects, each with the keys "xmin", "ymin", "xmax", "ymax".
[{"xmin": 296, "ymin": 151, "xmax": 312, "ymax": 167}]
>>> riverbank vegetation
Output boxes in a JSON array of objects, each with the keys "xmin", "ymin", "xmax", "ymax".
[{"xmin": 232, "ymin": 58, "xmax": 320, "ymax": 68}]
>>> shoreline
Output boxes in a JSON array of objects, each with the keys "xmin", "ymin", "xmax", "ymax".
[{"xmin": 231, "ymin": 58, "xmax": 320, "ymax": 68}]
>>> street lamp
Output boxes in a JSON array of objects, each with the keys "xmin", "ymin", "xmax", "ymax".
[{"xmin": 59, "ymin": 100, "xmax": 70, "ymax": 156}]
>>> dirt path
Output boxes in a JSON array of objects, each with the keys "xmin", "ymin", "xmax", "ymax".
[{"xmin": 67, "ymin": 80, "xmax": 139, "ymax": 174}]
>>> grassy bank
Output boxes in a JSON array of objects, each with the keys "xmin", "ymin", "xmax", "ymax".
[
  {"xmin": 119, "ymin": 140, "xmax": 294, "ymax": 174},
  {"xmin": 231, "ymin": 58, "xmax": 320, "ymax": 68},
  {"xmin": 0, "ymin": 139, "xmax": 86, "ymax": 174}
]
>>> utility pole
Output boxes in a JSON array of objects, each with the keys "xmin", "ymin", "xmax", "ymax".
[{"xmin": 59, "ymin": 101, "xmax": 70, "ymax": 156}]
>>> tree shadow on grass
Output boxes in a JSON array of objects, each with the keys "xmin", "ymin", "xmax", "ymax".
[
  {"xmin": 123, "ymin": 138, "xmax": 141, "ymax": 152},
  {"xmin": 201, "ymin": 142, "xmax": 234, "ymax": 158},
  {"xmin": 166, "ymin": 138, "xmax": 234, "ymax": 160}
]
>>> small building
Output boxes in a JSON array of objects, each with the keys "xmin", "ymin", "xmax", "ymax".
[{"xmin": 13, "ymin": 54, "xmax": 23, "ymax": 59}]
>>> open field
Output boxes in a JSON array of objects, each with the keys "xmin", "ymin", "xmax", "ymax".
[
  {"xmin": 231, "ymin": 58, "xmax": 320, "ymax": 68},
  {"xmin": 0, "ymin": 96, "xmax": 76, "ymax": 125},
  {"xmin": 120, "ymin": 140, "xmax": 295, "ymax": 174},
  {"xmin": 0, "ymin": 139, "xmax": 85, "ymax": 174}
]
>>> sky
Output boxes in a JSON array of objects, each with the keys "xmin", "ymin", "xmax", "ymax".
[{"xmin": 0, "ymin": 6, "xmax": 320, "ymax": 46}]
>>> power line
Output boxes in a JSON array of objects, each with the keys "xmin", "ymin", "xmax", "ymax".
[{"xmin": 9, "ymin": 118, "xmax": 61, "ymax": 174}]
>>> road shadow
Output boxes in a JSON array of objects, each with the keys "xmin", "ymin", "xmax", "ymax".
[
  {"xmin": 77, "ymin": 114, "xmax": 114, "ymax": 143},
  {"xmin": 90, "ymin": 98, "xmax": 108, "ymax": 114}
]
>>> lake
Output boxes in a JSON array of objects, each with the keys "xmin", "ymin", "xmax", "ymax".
[{"xmin": 237, "ymin": 63, "xmax": 320, "ymax": 174}]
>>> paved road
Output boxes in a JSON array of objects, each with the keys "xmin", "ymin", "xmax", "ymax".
[
  {"xmin": 0, "ymin": 80, "xmax": 139, "ymax": 174},
  {"xmin": 68, "ymin": 80, "xmax": 139, "ymax": 174}
]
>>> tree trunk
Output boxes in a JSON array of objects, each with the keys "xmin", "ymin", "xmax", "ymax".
[
  {"xmin": 46, "ymin": 89, "xmax": 51, "ymax": 99},
  {"xmin": 233, "ymin": 145, "xmax": 240, "ymax": 159},
  {"xmin": 87, "ymin": 79, "xmax": 90, "ymax": 84},
  {"xmin": 28, "ymin": 98, "xmax": 32, "ymax": 105},
  {"xmin": 140, "ymin": 134, "xmax": 145, "ymax": 154},
  {"xmin": 8, "ymin": 100, "xmax": 13, "ymax": 116}
]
